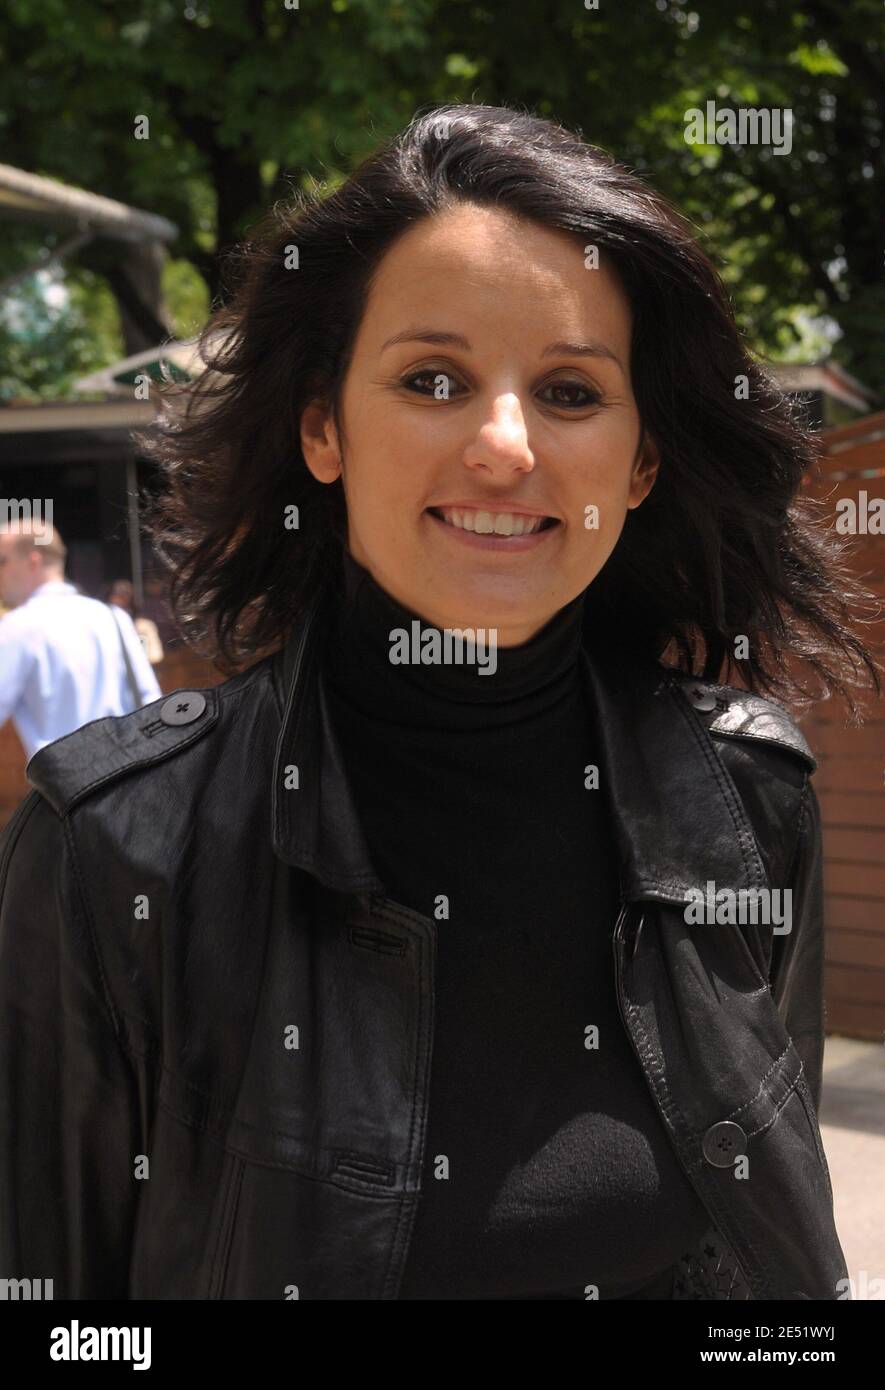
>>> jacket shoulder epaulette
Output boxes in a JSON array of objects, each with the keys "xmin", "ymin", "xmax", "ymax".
[
  {"xmin": 669, "ymin": 671, "xmax": 817, "ymax": 772},
  {"xmin": 25, "ymin": 687, "xmax": 220, "ymax": 819}
]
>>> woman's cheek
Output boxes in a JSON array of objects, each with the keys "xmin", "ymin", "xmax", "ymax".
[
  {"xmin": 568, "ymin": 485, "xmax": 631, "ymax": 576},
  {"xmin": 570, "ymin": 465, "xmax": 623, "ymax": 534}
]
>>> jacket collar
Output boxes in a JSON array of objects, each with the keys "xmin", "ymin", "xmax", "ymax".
[
  {"xmin": 579, "ymin": 640, "xmax": 767, "ymax": 901},
  {"xmin": 270, "ymin": 578, "xmax": 767, "ymax": 903}
]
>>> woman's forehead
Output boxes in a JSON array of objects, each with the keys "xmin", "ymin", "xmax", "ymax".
[{"xmin": 358, "ymin": 209, "xmax": 633, "ymax": 356}]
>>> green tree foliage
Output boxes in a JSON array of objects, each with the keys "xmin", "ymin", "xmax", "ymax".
[{"xmin": 0, "ymin": 0, "xmax": 881, "ymax": 399}]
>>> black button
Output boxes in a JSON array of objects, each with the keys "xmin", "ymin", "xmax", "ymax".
[
  {"xmin": 686, "ymin": 684, "xmax": 718, "ymax": 713},
  {"xmin": 159, "ymin": 691, "xmax": 207, "ymax": 726},
  {"xmin": 702, "ymin": 1120, "xmax": 747, "ymax": 1167}
]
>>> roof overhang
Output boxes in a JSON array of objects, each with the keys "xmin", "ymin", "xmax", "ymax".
[{"xmin": 0, "ymin": 163, "xmax": 177, "ymax": 243}]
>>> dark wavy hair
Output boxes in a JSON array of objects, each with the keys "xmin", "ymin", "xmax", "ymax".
[{"xmin": 138, "ymin": 101, "xmax": 880, "ymax": 712}]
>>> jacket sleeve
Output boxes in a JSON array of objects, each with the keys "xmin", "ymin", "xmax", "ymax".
[
  {"xmin": 0, "ymin": 790, "xmax": 142, "ymax": 1297},
  {"xmin": 768, "ymin": 774, "xmax": 827, "ymax": 1113}
]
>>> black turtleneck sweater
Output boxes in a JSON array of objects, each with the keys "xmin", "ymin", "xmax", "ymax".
[{"xmin": 320, "ymin": 548, "xmax": 711, "ymax": 1300}]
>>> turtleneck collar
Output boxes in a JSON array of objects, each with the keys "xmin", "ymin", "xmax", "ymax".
[{"xmin": 321, "ymin": 545, "xmax": 587, "ymax": 729}]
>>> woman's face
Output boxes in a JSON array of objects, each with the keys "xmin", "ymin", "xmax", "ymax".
[{"xmin": 301, "ymin": 203, "xmax": 658, "ymax": 645}]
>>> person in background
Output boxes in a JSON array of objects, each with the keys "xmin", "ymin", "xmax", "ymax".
[
  {"xmin": 0, "ymin": 520, "xmax": 162, "ymax": 762},
  {"xmin": 107, "ymin": 578, "xmax": 165, "ymax": 665}
]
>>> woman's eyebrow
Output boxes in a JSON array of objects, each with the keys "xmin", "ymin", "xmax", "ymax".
[{"xmin": 379, "ymin": 327, "xmax": 623, "ymax": 372}]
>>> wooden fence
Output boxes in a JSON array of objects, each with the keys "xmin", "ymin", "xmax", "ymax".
[{"xmin": 801, "ymin": 410, "xmax": 885, "ymax": 1038}]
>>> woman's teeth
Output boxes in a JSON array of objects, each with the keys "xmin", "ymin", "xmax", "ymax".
[{"xmin": 433, "ymin": 507, "xmax": 549, "ymax": 536}]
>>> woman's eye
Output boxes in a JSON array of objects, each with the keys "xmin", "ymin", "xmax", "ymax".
[
  {"xmin": 401, "ymin": 369, "xmax": 464, "ymax": 397},
  {"xmin": 539, "ymin": 381, "xmax": 602, "ymax": 409}
]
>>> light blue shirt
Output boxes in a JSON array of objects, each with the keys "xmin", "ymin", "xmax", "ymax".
[{"xmin": 0, "ymin": 580, "xmax": 163, "ymax": 762}]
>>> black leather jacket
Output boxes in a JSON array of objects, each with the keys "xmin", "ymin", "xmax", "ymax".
[{"xmin": 0, "ymin": 580, "xmax": 848, "ymax": 1300}]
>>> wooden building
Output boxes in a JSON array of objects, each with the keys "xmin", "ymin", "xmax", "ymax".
[{"xmin": 801, "ymin": 410, "xmax": 885, "ymax": 1038}]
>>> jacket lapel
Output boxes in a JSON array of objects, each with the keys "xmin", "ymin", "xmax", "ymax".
[
  {"xmin": 579, "ymin": 643, "xmax": 768, "ymax": 904},
  {"xmin": 271, "ymin": 580, "xmax": 385, "ymax": 894}
]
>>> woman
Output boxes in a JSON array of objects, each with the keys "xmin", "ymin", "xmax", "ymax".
[
  {"xmin": 106, "ymin": 578, "xmax": 165, "ymax": 667},
  {"xmin": 0, "ymin": 103, "xmax": 878, "ymax": 1301}
]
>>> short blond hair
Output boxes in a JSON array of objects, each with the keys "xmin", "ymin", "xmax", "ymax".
[{"xmin": 0, "ymin": 519, "xmax": 67, "ymax": 570}]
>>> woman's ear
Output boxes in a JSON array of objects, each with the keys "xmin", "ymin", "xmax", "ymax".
[
  {"xmin": 300, "ymin": 400, "xmax": 342, "ymax": 484},
  {"xmin": 627, "ymin": 432, "xmax": 660, "ymax": 510}
]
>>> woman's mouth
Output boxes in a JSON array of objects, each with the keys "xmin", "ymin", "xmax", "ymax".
[{"xmin": 425, "ymin": 506, "xmax": 561, "ymax": 551}]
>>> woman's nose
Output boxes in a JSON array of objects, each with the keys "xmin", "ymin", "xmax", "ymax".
[{"xmin": 463, "ymin": 395, "xmax": 535, "ymax": 475}]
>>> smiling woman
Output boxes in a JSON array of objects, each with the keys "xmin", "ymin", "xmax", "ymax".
[
  {"xmin": 296, "ymin": 202, "xmax": 657, "ymax": 645},
  {"xmin": 0, "ymin": 102, "xmax": 880, "ymax": 1304}
]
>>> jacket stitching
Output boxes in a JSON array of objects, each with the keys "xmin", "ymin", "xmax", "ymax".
[
  {"xmin": 711, "ymin": 728, "xmax": 815, "ymax": 771},
  {"xmin": 36, "ymin": 664, "xmax": 270, "ymax": 813},
  {"xmin": 381, "ymin": 911, "xmax": 430, "ymax": 1296},
  {"xmin": 777, "ymin": 780, "xmax": 826, "ymax": 1117},
  {"xmin": 157, "ymin": 1095, "xmax": 404, "ymax": 1196},
  {"xmin": 793, "ymin": 1071, "xmax": 835, "ymax": 1206},
  {"xmin": 701, "ymin": 678, "xmax": 816, "ymax": 767},
  {"xmin": 63, "ymin": 712, "xmax": 218, "ymax": 806},
  {"xmin": 624, "ymin": 992, "xmax": 775, "ymax": 1297},
  {"xmin": 27, "ymin": 691, "xmax": 169, "ymax": 754},
  {"xmin": 783, "ymin": 774, "xmax": 810, "ymax": 897},
  {"xmin": 154, "ymin": 1081, "xmax": 391, "ymax": 1160},
  {"xmin": 667, "ymin": 678, "xmax": 761, "ymax": 888},
  {"xmin": 716, "ymin": 1041, "xmax": 797, "ymax": 1134}
]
